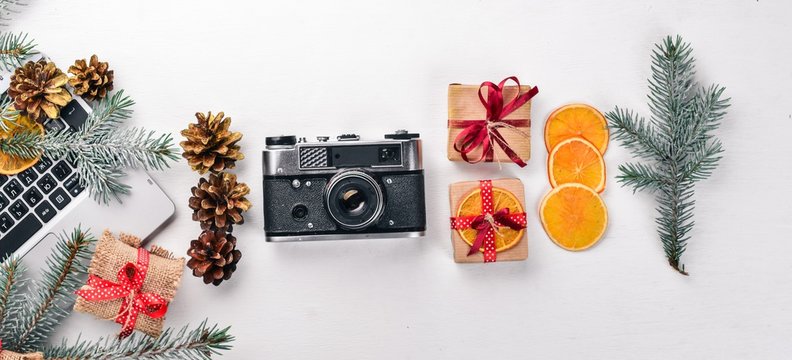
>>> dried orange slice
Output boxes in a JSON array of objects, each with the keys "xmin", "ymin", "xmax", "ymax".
[
  {"xmin": 0, "ymin": 114, "xmax": 43, "ymax": 175},
  {"xmin": 544, "ymin": 104, "xmax": 609, "ymax": 154},
  {"xmin": 539, "ymin": 183, "xmax": 607, "ymax": 251},
  {"xmin": 548, "ymin": 137, "xmax": 606, "ymax": 193},
  {"xmin": 456, "ymin": 187, "xmax": 524, "ymax": 252}
]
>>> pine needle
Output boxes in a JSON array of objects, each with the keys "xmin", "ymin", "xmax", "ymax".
[
  {"xmin": 0, "ymin": 31, "xmax": 36, "ymax": 70},
  {"xmin": 606, "ymin": 35, "xmax": 730, "ymax": 275},
  {"xmin": 0, "ymin": 90, "xmax": 180, "ymax": 204},
  {"xmin": 10, "ymin": 228, "xmax": 94, "ymax": 353},
  {"xmin": 44, "ymin": 319, "xmax": 235, "ymax": 360}
]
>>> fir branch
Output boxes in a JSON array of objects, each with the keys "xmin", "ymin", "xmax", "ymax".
[
  {"xmin": 616, "ymin": 162, "xmax": 669, "ymax": 194},
  {"xmin": 0, "ymin": 91, "xmax": 179, "ymax": 204},
  {"xmin": 44, "ymin": 320, "xmax": 235, "ymax": 360},
  {"xmin": 0, "ymin": 31, "xmax": 36, "ymax": 70},
  {"xmin": 0, "ymin": 256, "xmax": 26, "ymax": 341},
  {"xmin": 607, "ymin": 35, "xmax": 730, "ymax": 275},
  {"xmin": 607, "ymin": 106, "xmax": 669, "ymax": 161},
  {"xmin": 11, "ymin": 228, "xmax": 94, "ymax": 353},
  {"xmin": 0, "ymin": 94, "xmax": 19, "ymax": 131}
]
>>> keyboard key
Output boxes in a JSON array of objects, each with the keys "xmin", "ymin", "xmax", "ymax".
[
  {"xmin": 0, "ymin": 214, "xmax": 42, "ymax": 258},
  {"xmin": 0, "ymin": 193, "xmax": 7, "ymax": 211},
  {"xmin": 0, "ymin": 175, "xmax": 7, "ymax": 186},
  {"xmin": 63, "ymin": 174, "xmax": 79, "ymax": 190},
  {"xmin": 18, "ymin": 167, "xmax": 38, "ymax": 186},
  {"xmin": 36, "ymin": 174, "xmax": 57, "ymax": 194},
  {"xmin": 49, "ymin": 188, "xmax": 71, "ymax": 210},
  {"xmin": 0, "ymin": 212, "xmax": 13, "ymax": 232},
  {"xmin": 33, "ymin": 157, "xmax": 53, "ymax": 174},
  {"xmin": 9, "ymin": 200, "xmax": 27, "ymax": 220},
  {"xmin": 3, "ymin": 179, "xmax": 23, "ymax": 199},
  {"xmin": 43, "ymin": 118, "xmax": 66, "ymax": 132},
  {"xmin": 34, "ymin": 201, "xmax": 56, "ymax": 223},
  {"xmin": 52, "ymin": 161, "xmax": 73, "ymax": 181},
  {"xmin": 22, "ymin": 187, "xmax": 43, "ymax": 207},
  {"xmin": 60, "ymin": 99, "xmax": 89, "ymax": 130},
  {"xmin": 67, "ymin": 182, "xmax": 85, "ymax": 197}
]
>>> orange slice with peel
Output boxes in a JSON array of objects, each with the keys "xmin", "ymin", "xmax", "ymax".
[
  {"xmin": 544, "ymin": 104, "xmax": 609, "ymax": 154},
  {"xmin": 0, "ymin": 114, "xmax": 43, "ymax": 175},
  {"xmin": 548, "ymin": 137, "xmax": 606, "ymax": 193},
  {"xmin": 456, "ymin": 187, "xmax": 524, "ymax": 252},
  {"xmin": 539, "ymin": 183, "xmax": 608, "ymax": 251}
]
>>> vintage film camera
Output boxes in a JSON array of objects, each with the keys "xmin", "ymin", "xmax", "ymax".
[{"xmin": 262, "ymin": 131, "xmax": 426, "ymax": 241}]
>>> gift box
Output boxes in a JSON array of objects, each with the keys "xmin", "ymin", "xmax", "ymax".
[
  {"xmin": 0, "ymin": 349, "xmax": 43, "ymax": 360},
  {"xmin": 449, "ymin": 178, "xmax": 528, "ymax": 263},
  {"xmin": 74, "ymin": 230, "xmax": 185, "ymax": 338},
  {"xmin": 447, "ymin": 77, "xmax": 538, "ymax": 167}
]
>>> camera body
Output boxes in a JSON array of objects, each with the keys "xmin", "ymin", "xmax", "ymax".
[{"xmin": 262, "ymin": 131, "xmax": 426, "ymax": 242}]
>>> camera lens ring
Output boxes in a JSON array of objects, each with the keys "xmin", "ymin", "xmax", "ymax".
[{"xmin": 324, "ymin": 170, "xmax": 384, "ymax": 230}]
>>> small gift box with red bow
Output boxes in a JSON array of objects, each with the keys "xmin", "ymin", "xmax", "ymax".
[
  {"xmin": 74, "ymin": 230, "xmax": 185, "ymax": 338},
  {"xmin": 449, "ymin": 178, "xmax": 528, "ymax": 263},
  {"xmin": 447, "ymin": 77, "xmax": 538, "ymax": 167}
]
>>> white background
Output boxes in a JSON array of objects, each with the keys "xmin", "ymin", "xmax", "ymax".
[{"xmin": 16, "ymin": 0, "xmax": 792, "ymax": 358}]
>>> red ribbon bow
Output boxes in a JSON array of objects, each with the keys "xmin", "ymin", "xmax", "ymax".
[
  {"xmin": 449, "ymin": 76, "xmax": 539, "ymax": 167},
  {"xmin": 450, "ymin": 180, "xmax": 527, "ymax": 262},
  {"xmin": 75, "ymin": 248, "xmax": 168, "ymax": 339}
]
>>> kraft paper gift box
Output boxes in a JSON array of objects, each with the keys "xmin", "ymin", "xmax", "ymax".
[{"xmin": 449, "ymin": 178, "xmax": 529, "ymax": 263}]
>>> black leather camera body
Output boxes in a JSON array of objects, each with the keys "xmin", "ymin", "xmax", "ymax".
[{"xmin": 262, "ymin": 131, "xmax": 426, "ymax": 241}]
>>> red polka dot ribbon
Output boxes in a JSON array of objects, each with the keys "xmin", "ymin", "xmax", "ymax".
[
  {"xmin": 451, "ymin": 180, "xmax": 527, "ymax": 262},
  {"xmin": 75, "ymin": 248, "xmax": 169, "ymax": 339}
]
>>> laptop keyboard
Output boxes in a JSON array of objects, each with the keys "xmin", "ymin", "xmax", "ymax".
[{"xmin": 0, "ymin": 97, "xmax": 88, "ymax": 258}]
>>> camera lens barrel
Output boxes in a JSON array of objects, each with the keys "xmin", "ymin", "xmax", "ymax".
[{"xmin": 324, "ymin": 170, "xmax": 384, "ymax": 230}]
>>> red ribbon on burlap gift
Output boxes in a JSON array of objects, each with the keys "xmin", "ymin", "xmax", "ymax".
[
  {"xmin": 450, "ymin": 180, "xmax": 527, "ymax": 262},
  {"xmin": 449, "ymin": 77, "xmax": 539, "ymax": 167},
  {"xmin": 75, "ymin": 248, "xmax": 168, "ymax": 339}
]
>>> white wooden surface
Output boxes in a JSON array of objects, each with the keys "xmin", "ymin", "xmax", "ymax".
[{"xmin": 17, "ymin": 1, "xmax": 792, "ymax": 358}]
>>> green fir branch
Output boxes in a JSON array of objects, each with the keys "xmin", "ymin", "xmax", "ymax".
[
  {"xmin": 616, "ymin": 162, "xmax": 669, "ymax": 194},
  {"xmin": 10, "ymin": 228, "xmax": 95, "ymax": 353},
  {"xmin": 0, "ymin": 256, "xmax": 26, "ymax": 341},
  {"xmin": 606, "ymin": 35, "xmax": 730, "ymax": 276},
  {"xmin": 44, "ymin": 320, "xmax": 235, "ymax": 360},
  {"xmin": 0, "ymin": 94, "xmax": 19, "ymax": 131},
  {"xmin": 0, "ymin": 91, "xmax": 179, "ymax": 204},
  {"xmin": 0, "ymin": 31, "xmax": 36, "ymax": 70}
]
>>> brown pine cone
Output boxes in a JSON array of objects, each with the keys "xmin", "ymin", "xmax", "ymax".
[
  {"xmin": 7, "ymin": 59, "xmax": 72, "ymax": 123},
  {"xmin": 186, "ymin": 229, "xmax": 242, "ymax": 286},
  {"xmin": 189, "ymin": 172, "xmax": 251, "ymax": 229},
  {"xmin": 68, "ymin": 54, "xmax": 114, "ymax": 101},
  {"xmin": 180, "ymin": 111, "xmax": 244, "ymax": 174}
]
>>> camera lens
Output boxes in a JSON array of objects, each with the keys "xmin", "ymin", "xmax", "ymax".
[
  {"xmin": 325, "ymin": 170, "xmax": 384, "ymax": 230},
  {"xmin": 291, "ymin": 204, "xmax": 308, "ymax": 220},
  {"xmin": 339, "ymin": 189, "xmax": 367, "ymax": 216}
]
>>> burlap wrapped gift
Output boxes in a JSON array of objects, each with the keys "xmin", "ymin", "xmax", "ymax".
[
  {"xmin": 0, "ymin": 350, "xmax": 43, "ymax": 360},
  {"xmin": 74, "ymin": 230, "xmax": 184, "ymax": 337}
]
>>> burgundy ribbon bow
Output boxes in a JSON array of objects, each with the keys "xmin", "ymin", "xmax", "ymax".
[
  {"xmin": 450, "ymin": 180, "xmax": 527, "ymax": 262},
  {"xmin": 450, "ymin": 76, "xmax": 539, "ymax": 167},
  {"xmin": 75, "ymin": 248, "xmax": 168, "ymax": 339}
]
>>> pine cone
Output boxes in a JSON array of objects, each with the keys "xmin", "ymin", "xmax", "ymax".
[
  {"xmin": 180, "ymin": 111, "xmax": 244, "ymax": 174},
  {"xmin": 189, "ymin": 172, "xmax": 251, "ymax": 229},
  {"xmin": 68, "ymin": 54, "xmax": 114, "ymax": 101},
  {"xmin": 7, "ymin": 59, "xmax": 72, "ymax": 123},
  {"xmin": 186, "ymin": 229, "xmax": 242, "ymax": 286}
]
